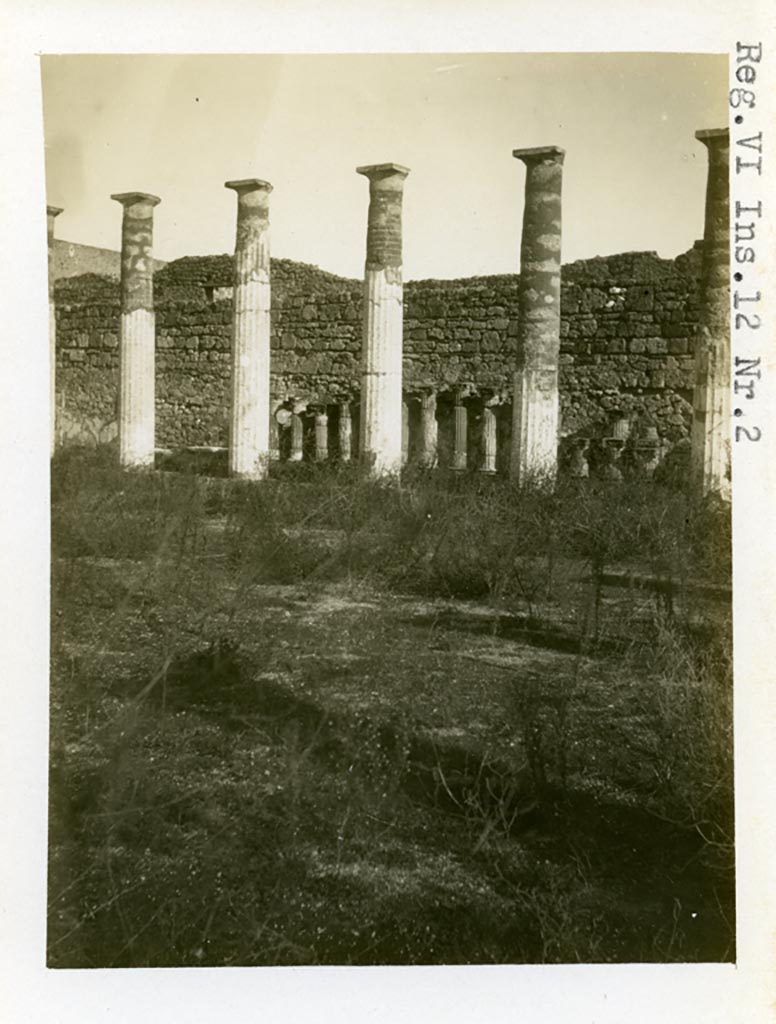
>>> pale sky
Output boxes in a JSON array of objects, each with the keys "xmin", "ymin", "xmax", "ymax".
[{"xmin": 41, "ymin": 53, "xmax": 727, "ymax": 280}]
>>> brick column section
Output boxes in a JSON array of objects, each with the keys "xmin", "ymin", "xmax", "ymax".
[
  {"xmin": 356, "ymin": 163, "xmax": 410, "ymax": 476},
  {"xmin": 419, "ymin": 390, "xmax": 438, "ymax": 468},
  {"xmin": 481, "ymin": 404, "xmax": 498, "ymax": 474},
  {"xmin": 452, "ymin": 392, "xmax": 468, "ymax": 471},
  {"xmin": 111, "ymin": 192, "xmax": 161, "ymax": 468},
  {"xmin": 47, "ymin": 205, "xmax": 63, "ymax": 457},
  {"xmin": 691, "ymin": 129, "xmax": 731, "ymax": 500},
  {"xmin": 338, "ymin": 401, "xmax": 352, "ymax": 462},
  {"xmin": 225, "ymin": 179, "xmax": 273, "ymax": 480},
  {"xmin": 510, "ymin": 146, "xmax": 565, "ymax": 484}
]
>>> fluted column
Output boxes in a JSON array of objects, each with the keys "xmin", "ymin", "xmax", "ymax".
[
  {"xmin": 357, "ymin": 162, "xmax": 410, "ymax": 476},
  {"xmin": 225, "ymin": 179, "xmax": 273, "ymax": 480},
  {"xmin": 47, "ymin": 205, "xmax": 63, "ymax": 457},
  {"xmin": 338, "ymin": 401, "xmax": 352, "ymax": 462},
  {"xmin": 111, "ymin": 192, "xmax": 161, "ymax": 468},
  {"xmin": 419, "ymin": 390, "xmax": 438, "ymax": 468},
  {"xmin": 510, "ymin": 146, "xmax": 565, "ymax": 484},
  {"xmin": 452, "ymin": 392, "xmax": 468, "ymax": 471},
  {"xmin": 481, "ymin": 404, "xmax": 498, "ymax": 474},
  {"xmin": 691, "ymin": 129, "xmax": 731, "ymax": 500},
  {"xmin": 315, "ymin": 410, "xmax": 329, "ymax": 462}
]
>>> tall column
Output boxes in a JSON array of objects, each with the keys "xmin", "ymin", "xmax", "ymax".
[
  {"xmin": 315, "ymin": 410, "xmax": 329, "ymax": 462},
  {"xmin": 481, "ymin": 404, "xmax": 498, "ymax": 474},
  {"xmin": 419, "ymin": 390, "xmax": 438, "ymax": 468},
  {"xmin": 510, "ymin": 146, "xmax": 565, "ymax": 484},
  {"xmin": 338, "ymin": 401, "xmax": 353, "ymax": 462},
  {"xmin": 225, "ymin": 179, "xmax": 273, "ymax": 480},
  {"xmin": 452, "ymin": 392, "xmax": 468, "ymax": 471},
  {"xmin": 47, "ymin": 205, "xmax": 63, "ymax": 457},
  {"xmin": 691, "ymin": 129, "xmax": 731, "ymax": 500},
  {"xmin": 111, "ymin": 192, "xmax": 161, "ymax": 468},
  {"xmin": 357, "ymin": 163, "xmax": 410, "ymax": 476}
]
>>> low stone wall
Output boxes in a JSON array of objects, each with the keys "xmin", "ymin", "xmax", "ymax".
[{"xmin": 54, "ymin": 245, "xmax": 702, "ymax": 450}]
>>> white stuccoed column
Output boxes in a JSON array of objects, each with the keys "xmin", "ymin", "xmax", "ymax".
[
  {"xmin": 225, "ymin": 179, "xmax": 273, "ymax": 479},
  {"xmin": 47, "ymin": 205, "xmax": 63, "ymax": 457},
  {"xmin": 510, "ymin": 146, "xmax": 565, "ymax": 485},
  {"xmin": 356, "ymin": 162, "xmax": 410, "ymax": 476},
  {"xmin": 691, "ymin": 129, "xmax": 731, "ymax": 500},
  {"xmin": 111, "ymin": 192, "xmax": 161, "ymax": 468}
]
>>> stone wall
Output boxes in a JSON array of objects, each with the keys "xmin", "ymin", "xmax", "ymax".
[{"xmin": 54, "ymin": 245, "xmax": 702, "ymax": 449}]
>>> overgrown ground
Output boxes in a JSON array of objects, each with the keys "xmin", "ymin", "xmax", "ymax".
[{"xmin": 48, "ymin": 447, "xmax": 734, "ymax": 966}]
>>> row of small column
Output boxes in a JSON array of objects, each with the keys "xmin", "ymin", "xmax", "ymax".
[
  {"xmin": 46, "ymin": 128, "xmax": 729, "ymax": 497},
  {"xmin": 269, "ymin": 393, "xmax": 502, "ymax": 472}
]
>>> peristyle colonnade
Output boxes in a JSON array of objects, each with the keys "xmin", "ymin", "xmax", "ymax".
[{"xmin": 47, "ymin": 128, "xmax": 731, "ymax": 496}]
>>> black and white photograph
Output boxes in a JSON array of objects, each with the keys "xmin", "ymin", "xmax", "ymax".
[
  {"xmin": 43, "ymin": 50, "xmax": 735, "ymax": 968},
  {"xmin": 2, "ymin": 4, "xmax": 775, "ymax": 1022}
]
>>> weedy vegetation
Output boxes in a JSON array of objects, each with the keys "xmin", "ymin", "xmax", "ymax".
[{"xmin": 49, "ymin": 445, "xmax": 733, "ymax": 966}]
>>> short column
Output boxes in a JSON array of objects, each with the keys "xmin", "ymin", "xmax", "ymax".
[
  {"xmin": 419, "ymin": 390, "xmax": 438, "ymax": 468},
  {"xmin": 691, "ymin": 129, "xmax": 731, "ymax": 500},
  {"xmin": 225, "ymin": 179, "xmax": 273, "ymax": 480},
  {"xmin": 290, "ymin": 412, "xmax": 304, "ymax": 462},
  {"xmin": 47, "ymin": 205, "xmax": 63, "ymax": 457},
  {"xmin": 337, "ymin": 401, "xmax": 353, "ymax": 462},
  {"xmin": 111, "ymin": 192, "xmax": 161, "ymax": 468},
  {"xmin": 315, "ymin": 409, "xmax": 329, "ymax": 462},
  {"xmin": 269, "ymin": 401, "xmax": 283, "ymax": 461},
  {"xmin": 510, "ymin": 146, "xmax": 565, "ymax": 484},
  {"xmin": 357, "ymin": 162, "xmax": 410, "ymax": 476},
  {"xmin": 452, "ymin": 392, "xmax": 468, "ymax": 471},
  {"xmin": 481, "ymin": 404, "xmax": 498, "ymax": 474},
  {"xmin": 401, "ymin": 400, "xmax": 410, "ymax": 466}
]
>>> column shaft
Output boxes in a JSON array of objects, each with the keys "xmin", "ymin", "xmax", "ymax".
[
  {"xmin": 401, "ymin": 400, "xmax": 410, "ymax": 466},
  {"xmin": 338, "ymin": 402, "xmax": 352, "ymax": 462},
  {"xmin": 47, "ymin": 205, "xmax": 63, "ymax": 457},
  {"xmin": 691, "ymin": 129, "xmax": 731, "ymax": 499},
  {"xmin": 290, "ymin": 413, "xmax": 304, "ymax": 461},
  {"xmin": 510, "ymin": 147, "xmax": 565, "ymax": 484},
  {"xmin": 419, "ymin": 391, "xmax": 438, "ymax": 468},
  {"xmin": 225, "ymin": 180, "xmax": 273, "ymax": 480},
  {"xmin": 452, "ymin": 398, "xmax": 468, "ymax": 470},
  {"xmin": 269, "ymin": 402, "xmax": 282, "ymax": 461},
  {"xmin": 482, "ymin": 405, "xmax": 498, "ymax": 473},
  {"xmin": 315, "ymin": 411, "xmax": 329, "ymax": 461},
  {"xmin": 111, "ymin": 192, "xmax": 161, "ymax": 468},
  {"xmin": 357, "ymin": 163, "xmax": 410, "ymax": 476}
]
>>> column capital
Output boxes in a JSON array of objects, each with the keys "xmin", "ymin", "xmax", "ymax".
[
  {"xmin": 225, "ymin": 178, "xmax": 273, "ymax": 195},
  {"xmin": 695, "ymin": 128, "xmax": 729, "ymax": 148},
  {"xmin": 111, "ymin": 192, "xmax": 161, "ymax": 208},
  {"xmin": 512, "ymin": 145, "xmax": 565, "ymax": 165},
  {"xmin": 47, "ymin": 205, "xmax": 63, "ymax": 219},
  {"xmin": 357, "ymin": 162, "xmax": 410, "ymax": 186}
]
